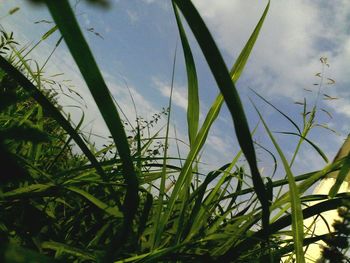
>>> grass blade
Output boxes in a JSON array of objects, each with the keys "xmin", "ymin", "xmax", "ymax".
[
  {"xmin": 41, "ymin": 241, "xmax": 96, "ymax": 261},
  {"xmin": 66, "ymin": 186, "xmax": 123, "ymax": 218},
  {"xmin": 173, "ymin": 0, "xmax": 269, "ymax": 231},
  {"xmin": 329, "ymin": 135, "xmax": 350, "ymax": 197},
  {"xmin": 251, "ymin": 88, "xmax": 301, "ymax": 134},
  {"xmin": 0, "ymin": 56, "xmax": 105, "ymax": 177},
  {"xmin": 229, "ymin": 1, "xmax": 270, "ymax": 81},
  {"xmin": 0, "ymin": 183, "xmax": 55, "ymax": 199},
  {"xmin": 151, "ymin": 0, "xmax": 270, "ymax": 248},
  {"xmin": 276, "ymin": 131, "xmax": 328, "ymax": 163},
  {"xmin": 173, "ymin": 2, "xmax": 199, "ymax": 146},
  {"xmin": 253, "ymin": 103, "xmax": 305, "ymax": 263},
  {"xmin": 231, "ymin": 194, "xmax": 350, "ymax": 259},
  {"xmin": 44, "ymin": 1, "xmax": 139, "ymax": 259},
  {"xmin": 151, "ymin": 45, "xmax": 177, "ymax": 248}
]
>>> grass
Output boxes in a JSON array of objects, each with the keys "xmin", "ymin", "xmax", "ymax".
[{"xmin": 0, "ymin": 0, "xmax": 349, "ymax": 262}]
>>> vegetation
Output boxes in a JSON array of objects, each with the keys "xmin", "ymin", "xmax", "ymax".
[{"xmin": 0, "ymin": 1, "xmax": 349, "ymax": 262}]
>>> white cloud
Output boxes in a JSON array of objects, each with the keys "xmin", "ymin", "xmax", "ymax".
[
  {"xmin": 191, "ymin": 0, "xmax": 350, "ymax": 102},
  {"xmin": 152, "ymin": 77, "xmax": 188, "ymax": 111}
]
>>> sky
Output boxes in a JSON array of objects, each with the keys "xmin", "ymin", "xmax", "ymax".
[{"xmin": 0, "ymin": 0, "xmax": 349, "ymax": 181}]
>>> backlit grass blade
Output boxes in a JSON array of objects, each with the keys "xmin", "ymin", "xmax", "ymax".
[
  {"xmin": 230, "ymin": 1, "xmax": 270, "ymax": 81},
  {"xmin": 251, "ymin": 88, "xmax": 301, "ymax": 134},
  {"xmin": 0, "ymin": 183, "xmax": 55, "ymax": 200},
  {"xmin": 254, "ymin": 104, "xmax": 305, "ymax": 263},
  {"xmin": 66, "ymin": 186, "xmax": 123, "ymax": 218},
  {"xmin": 151, "ymin": 0, "xmax": 270, "ymax": 247},
  {"xmin": 184, "ymin": 151, "xmax": 242, "ymax": 241},
  {"xmin": 181, "ymin": 163, "xmax": 232, "ymax": 240},
  {"xmin": 0, "ymin": 56, "xmax": 105, "ymax": 177},
  {"xmin": 277, "ymin": 131, "xmax": 328, "ymax": 163},
  {"xmin": 272, "ymin": 156, "xmax": 345, "ymax": 211},
  {"xmin": 329, "ymin": 135, "xmax": 350, "ymax": 198},
  {"xmin": 41, "ymin": 241, "xmax": 96, "ymax": 261},
  {"xmin": 173, "ymin": 0, "xmax": 269, "ymax": 230},
  {"xmin": 44, "ymin": 1, "xmax": 138, "ymax": 259},
  {"xmin": 173, "ymin": 2, "xmax": 199, "ymax": 146},
  {"xmin": 231, "ymin": 194, "xmax": 350, "ymax": 259},
  {"xmin": 151, "ymin": 45, "xmax": 177, "ymax": 248}
]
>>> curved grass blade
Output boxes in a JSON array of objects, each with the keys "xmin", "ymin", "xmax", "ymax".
[
  {"xmin": 251, "ymin": 88, "xmax": 301, "ymax": 134},
  {"xmin": 0, "ymin": 183, "xmax": 55, "ymax": 200},
  {"xmin": 44, "ymin": 1, "xmax": 138, "ymax": 259},
  {"xmin": 66, "ymin": 186, "xmax": 123, "ymax": 218},
  {"xmin": 173, "ymin": 2, "xmax": 199, "ymax": 146},
  {"xmin": 46, "ymin": 110, "xmax": 85, "ymax": 171},
  {"xmin": 254, "ymin": 140, "xmax": 278, "ymax": 178},
  {"xmin": 329, "ymin": 135, "xmax": 350, "ymax": 198},
  {"xmin": 151, "ymin": 45, "xmax": 177, "ymax": 248},
  {"xmin": 276, "ymin": 131, "xmax": 328, "ymax": 163},
  {"xmin": 230, "ymin": 194, "xmax": 350, "ymax": 259},
  {"xmin": 0, "ymin": 56, "xmax": 105, "ymax": 177},
  {"xmin": 253, "ymin": 103, "xmax": 305, "ymax": 263},
  {"xmin": 181, "ymin": 163, "xmax": 231, "ymax": 240},
  {"xmin": 173, "ymin": 0, "xmax": 269, "ymax": 231},
  {"xmin": 150, "ymin": 0, "xmax": 271, "ymax": 247},
  {"xmin": 41, "ymin": 241, "xmax": 96, "ymax": 261},
  {"xmin": 184, "ymin": 152, "xmax": 242, "ymax": 241},
  {"xmin": 229, "ymin": 3, "xmax": 269, "ymax": 81}
]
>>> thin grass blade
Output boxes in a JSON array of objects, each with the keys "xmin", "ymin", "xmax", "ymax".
[
  {"xmin": 0, "ymin": 56, "xmax": 105, "ymax": 178},
  {"xmin": 173, "ymin": 0, "xmax": 269, "ymax": 231},
  {"xmin": 173, "ymin": 2, "xmax": 199, "ymax": 146},
  {"xmin": 44, "ymin": 1, "xmax": 138, "ymax": 259},
  {"xmin": 254, "ymin": 104, "xmax": 305, "ymax": 263}
]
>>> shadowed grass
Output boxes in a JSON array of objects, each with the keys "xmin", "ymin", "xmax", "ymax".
[{"xmin": 44, "ymin": 1, "xmax": 138, "ymax": 260}]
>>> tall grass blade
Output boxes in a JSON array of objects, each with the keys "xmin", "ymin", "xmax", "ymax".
[
  {"xmin": 251, "ymin": 88, "xmax": 301, "ymax": 134},
  {"xmin": 276, "ymin": 131, "xmax": 328, "ymax": 163},
  {"xmin": 66, "ymin": 186, "xmax": 123, "ymax": 218},
  {"xmin": 0, "ymin": 183, "xmax": 55, "ymax": 200},
  {"xmin": 254, "ymin": 104, "xmax": 305, "ymax": 263},
  {"xmin": 0, "ymin": 56, "xmax": 105, "ymax": 177},
  {"xmin": 152, "ymin": 45, "xmax": 177, "ymax": 248},
  {"xmin": 173, "ymin": 0, "xmax": 269, "ymax": 231},
  {"xmin": 44, "ymin": 1, "xmax": 138, "ymax": 259},
  {"xmin": 173, "ymin": 2, "xmax": 199, "ymax": 146},
  {"xmin": 329, "ymin": 135, "xmax": 350, "ymax": 197},
  {"xmin": 41, "ymin": 241, "xmax": 96, "ymax": 261},
  {"xmin": 232, "ymin": 194, "xmax": 350, "ymax": 258},
  {"xmin": 151, "ymin": 0, "xmax": 270, "ymax": 248}
]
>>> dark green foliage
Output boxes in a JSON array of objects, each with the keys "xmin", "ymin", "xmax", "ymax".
[
  {"xmin": 320, "ymin": 200, "xmax": 350, "ymax": 263},
  {"xmin": 0, "ymin": 1, "xmax": 349, "ymax": 262}
]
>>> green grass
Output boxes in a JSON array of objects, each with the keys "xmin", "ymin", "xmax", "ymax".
[{"xmin": 0, "ymin": 1, "xmax": 349, "ymax": 262}]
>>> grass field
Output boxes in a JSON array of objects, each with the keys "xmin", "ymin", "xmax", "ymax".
[{"xmin": 0, "ymin": 1, "xmax": 349, "ymax": 262}]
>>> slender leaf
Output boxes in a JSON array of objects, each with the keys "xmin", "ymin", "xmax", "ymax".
[
  {"xmin": 254, "ymin": 104, "xmax": 305, "ymax": 263},
  {"xmin": 277, "ymin": 131, "xmax": 328, "ymax": 163},
  {"xmin": 66, "ymin": 186, "xmax": 123, "ymax": 218},
  {"xmin": 173, "ymin": 2, "xmax": 199, "ymax": 146},
  {"xmin": 329, "ymin": 135, "xmax": 350, "ymax": 197},
  {"xmin": 173, "ymin": 0, "xmax": 269, "ymax": 231},
  {"xmin": 44, "ymin": 1, "xmax": 138, "ymax": 259},
  {"xmin": 0, "ymin": 56, "xmax": 105, "ymax": 178}
]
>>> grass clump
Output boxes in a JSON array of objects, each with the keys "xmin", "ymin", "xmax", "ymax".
[{"xmin": 0, "ymin": 1, "xmax": 349, "ymax": 262}]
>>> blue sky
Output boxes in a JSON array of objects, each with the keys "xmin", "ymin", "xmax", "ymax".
[{"xmin": 0, "ymin": 0, "xmax": 349, "ymax": 180}]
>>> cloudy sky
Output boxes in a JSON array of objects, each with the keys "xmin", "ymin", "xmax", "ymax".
[{"xmin": 0, "ymin": 0, "xmax": 349, "ymax": 179}]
